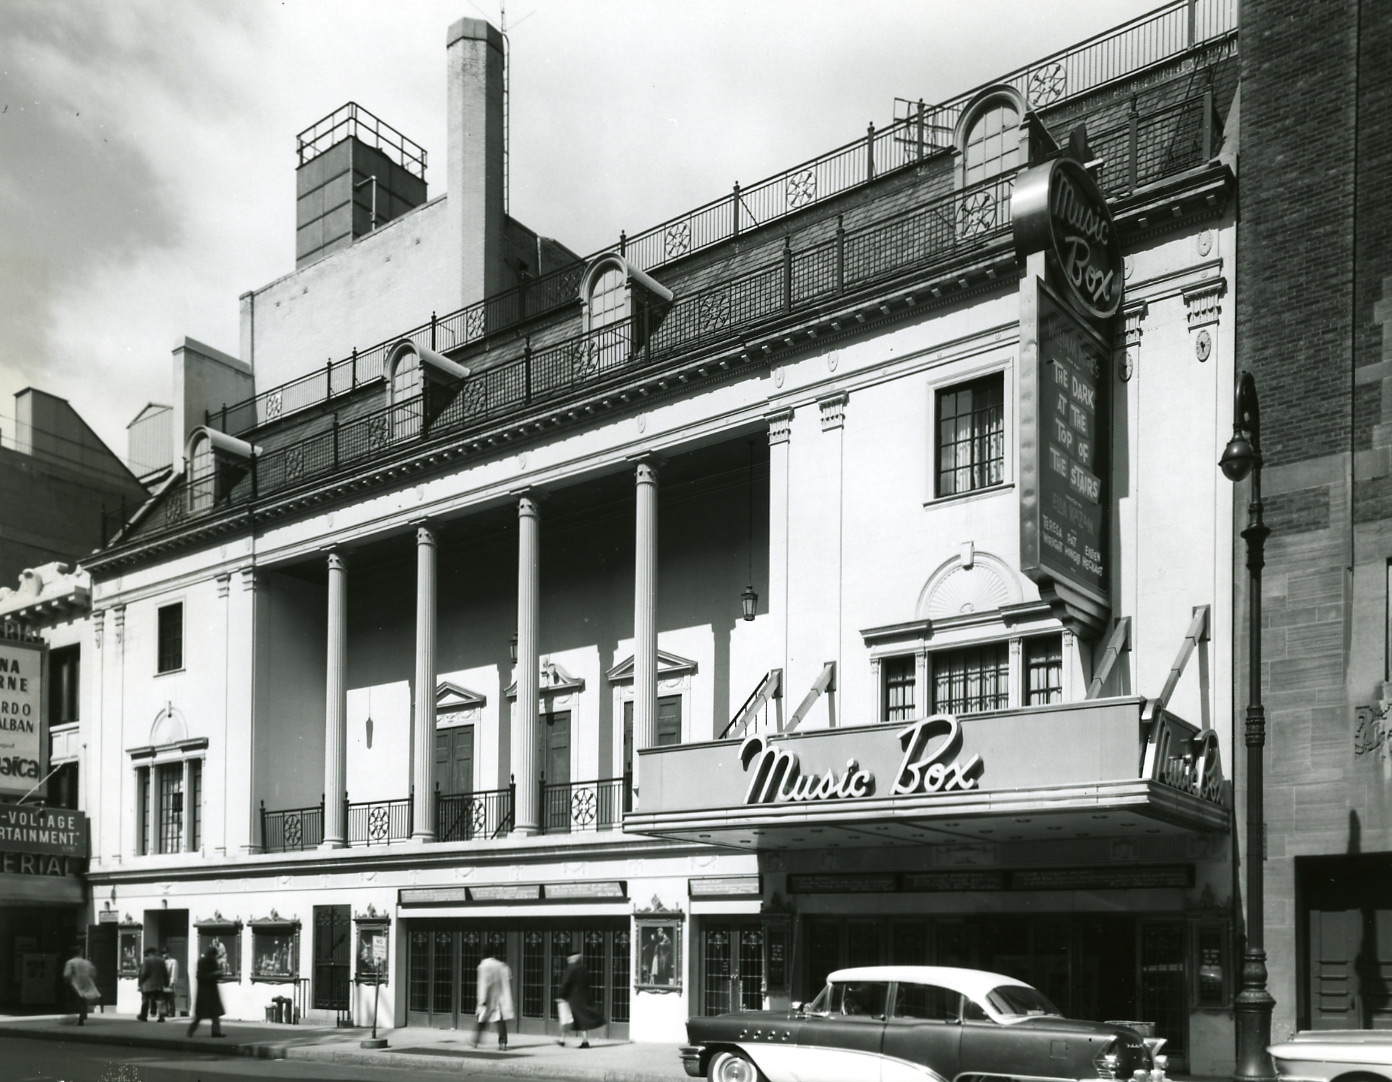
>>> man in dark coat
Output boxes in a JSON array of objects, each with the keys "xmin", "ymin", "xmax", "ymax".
[
  {"xmin": 186, "ymin": 946, "xmax": 225, "ymax": 1037},
  {"xmin": 137, "ymin": 947, "xmax": 168, "ymax": 1021},
  {"xmin": 558, "ymin": 952, "xmax": 603, "ymax": 1049}
]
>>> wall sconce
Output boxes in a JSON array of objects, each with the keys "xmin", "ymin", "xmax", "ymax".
[
  {"xmin": 509, "ymin": 633, "xmax": 518, "ymax": 664},
  {"xmin": 742, "ymin": 439, "xmax": 758, "ymax": 621}
]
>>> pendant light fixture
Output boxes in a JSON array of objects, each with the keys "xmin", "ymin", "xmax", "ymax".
[{"xmin": 741, "ymin": 440, "xmax": 758, "ymax": 621}]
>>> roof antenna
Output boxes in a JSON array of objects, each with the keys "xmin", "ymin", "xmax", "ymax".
[{"xmin": 501, "ymin": 1, "xmax": 510, "ymax": 216}]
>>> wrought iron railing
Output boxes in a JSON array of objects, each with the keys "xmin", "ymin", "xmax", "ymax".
[
  {"xmin": 206, "ymin": 2, "xmax": 1235, "ymax": 441},
  {"xmin": 436, "ymin": 783, "xmax": 515, "ymax": 841},
  {"xmin": 892, "ymin": 0, "xmax": 1235, "ymax": 129},
  {"xmin": 260, "ymin": 799, "xmax": 324, "ymax": 852},
  {"xmin": 346, "ymin": 794, "xmax": 412, "ymax": 846},
  {"xmin": 539, "ymin": 774, "xmax": 632, "ymax": 834},
  {"xmin": 297, "ymin": 101, "xmax": 427, "ymax": 180},
  {"xmin": 114, "ymin": 91, "xmax": 1222, "ymax": 544}
]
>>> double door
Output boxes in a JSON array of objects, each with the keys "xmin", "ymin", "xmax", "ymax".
[{"xmin": 406, "ymin": 918, "xmax": 630, "ymax": 1039}]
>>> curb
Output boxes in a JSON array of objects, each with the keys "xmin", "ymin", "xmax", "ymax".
[
  {"xmin": 284, "ymin": 1044, "xmax": 667, "ymax": 1081},
  {"xmin": 0, "ymin": 1023, "xmax": 290, "ymax": 1059}
]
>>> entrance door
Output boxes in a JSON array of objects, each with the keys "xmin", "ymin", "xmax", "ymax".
[
  {"xmin": 1303, "ymin": 855, "xmax": 1392, "ymax": 1030},
  {"xmin": 87, "ymin": 924, "xmax": 118, "ymax": 1007},
  {"xmin": 435, "ymin": 726, "xmax": 474, "ymax": 796},
  {"xmin": 312, "ymin": 905, "xmax": 351, "ymax": 1012},
  {"xmin": 542, "ymin": 711, "xmax": 571, "ymax": 832},
  {"xmin": 701, "ymin": 922, "xmax": 765, "ymax": 1016}
]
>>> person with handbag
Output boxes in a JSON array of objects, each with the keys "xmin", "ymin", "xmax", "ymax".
[
  {"xmin": 558, "ymin": 952, "xmax": 603, "ymax": 1049},
  {"xmin": 472, "ymin": 949, "xmax": 514, "ymax": 1051}
]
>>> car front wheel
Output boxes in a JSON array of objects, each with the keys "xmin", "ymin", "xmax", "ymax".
[{"xmin": 708, "ymin": 1049, "xmax": 761, "ymax": 1082}]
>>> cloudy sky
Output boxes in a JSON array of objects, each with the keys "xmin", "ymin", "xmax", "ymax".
[{"xmin": 1, "ymin": 0, "xmax": 1159, "ymax": 462}]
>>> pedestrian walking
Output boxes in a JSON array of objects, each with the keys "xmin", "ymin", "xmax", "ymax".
[
  {"xmin": 137, "ymin": 947, "xmax": 168, "ymax": 1021},
  {"xmin": 61, "ymin": 945, "xmax": 99, "ymax": 1025},
  {"xmin": 472, "ymin": 948, "xmax": 514, "ymax": 1050},
  {"xmin": 558, "ymin": 952, "xmax": 603, "ymax": 1049},
  {"xmin": 186, "ymin": 946, "xmax": 225, "ymax": 1037},
  {"xmin": 160, "ymin": 947, "xmax": 179, "ymax": 1019}
]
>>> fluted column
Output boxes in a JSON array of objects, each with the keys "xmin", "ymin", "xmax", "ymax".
[
  {"xmin": 322, "ymin": 550, "xmax": 348, "ymax": 848},
  {"xmin": 512, "ymin": 495, "xmax": 541, "ymax": 834},
  {"xmin": 411, "ymin": 525, "xmax": 438, "ymax": 842},
  {"xmin": 633, "ymin": 459, "xmax": 659, "ymax": 786}
]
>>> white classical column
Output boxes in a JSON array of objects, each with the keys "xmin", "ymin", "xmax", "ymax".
[
  {"xmin": 411, "ymin": 524, "xmax": 438, "ymax": 842},
  {"xmin": 767, "ymin": 410, "xmax": 793, "ymax": 681},
  {"xmin": 632, "ymin": 458, "xmax": 659, "ymax": 786},
  {"xmin": 512, "ymin": 495, "xmax": 541, "ymax": 834},
  {"xmin": 322, "ymin": 550, "xmax": 348, "ymax": 848}
]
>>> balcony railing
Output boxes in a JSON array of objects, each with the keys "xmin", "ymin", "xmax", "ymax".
[
  {"xmin": 116, "ymin": 91, "xmax": 1223, "ymax": 545},
  {"xmin": 207, "ymin": 0, "xmax": 1234, "ymax": 440},
  {"xmin": 346, "ymin": 795, "xmax": 412, "ymax": 846},
  {"xmin": 260, "ymin": 799, "xmax": 324, "ymax": 852},
  {"xmin": 540, "ymin": 774, "xmax": 632, "ymax": 835},
  {"xmin": 436, "ymin": 784, "xmax": 515, "ymax": 842}
]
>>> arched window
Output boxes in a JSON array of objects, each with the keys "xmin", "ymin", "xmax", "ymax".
[
  {"xmin": 587, "ymin": 261, "xmax": 630, "ymax": 371},
  {"xmin": 388, "ymin": 348, "xmax": 421, "ymax": 441},
  {"xmin": 962, "ymin": 98, "xmax": 1021, "ymax": 186},
  {"xmin": 189, "ymin": 434, "xmax": 215, "ymax": 512}
]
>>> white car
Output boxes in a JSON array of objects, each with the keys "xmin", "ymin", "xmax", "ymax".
[{"xmin": 1269, "ymin": 1031, "xmax": 1392, "ymax": 1082}]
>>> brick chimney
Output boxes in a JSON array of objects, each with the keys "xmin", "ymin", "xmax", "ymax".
[{"xmin": 446, "ymin": 17, "xmax": 506, "ymax": 309}]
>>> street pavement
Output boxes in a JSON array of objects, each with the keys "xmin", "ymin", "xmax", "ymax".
[{"xmin": 0, "ymin": 1011, "xmax": 689, "ymax": 1081}]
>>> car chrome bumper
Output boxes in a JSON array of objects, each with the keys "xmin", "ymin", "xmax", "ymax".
[{"xmin": 679, "ymin": 1044, "xmax": 704, "ymax": 1078}]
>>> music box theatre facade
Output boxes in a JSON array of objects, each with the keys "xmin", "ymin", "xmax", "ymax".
[{"xmin": 83, "ymin": 4, "xmax": 1242, "ymax": 1070}]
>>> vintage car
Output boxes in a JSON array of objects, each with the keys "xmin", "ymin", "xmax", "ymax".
[
  {"xmin": 1269, "ymin": 1030, "xmax": 1392, "ymax": 1082},
  {"xmin": 681, "ymin": 965, "xmax": 1164, "ymax": 1082}
]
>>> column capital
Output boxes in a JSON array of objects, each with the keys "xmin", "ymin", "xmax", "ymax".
[
  {"xmin": 238, "ymin": 566, "xmax": 259, "ymax": 592},
  {"xmin": 630, "ymin": 453, "xmax": 665, "ymax": 485},
  {"xmin": 766, "ymin": 408, "xmax": 794, "ymax": 446},
  {"xmin": 216, "ymin": 574, "xmax": 231, "ymax": 600},
  {"xmin": 326, "ymin": 549, "xmax": 349, "ymax": 572},
  {"xmin": 516, "ymin": 491, "xmax": 544, "ymax": 520},
  {"xmin": 817, "ymin": 391, "xmax": 848, "ymax": 431},
  {"xmin": 414, "ymin": 522, "xmax": 437, "ymax": 547}
]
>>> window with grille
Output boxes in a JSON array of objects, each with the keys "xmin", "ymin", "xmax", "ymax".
[
  {"xmin": 157, "ymin": 764, "xmax": 183, "ymax": 854},
  {"xmin": 588, "ymin": 263, "xmax": 631, "ymax": 369},
  {"xmin": 157, "ymin": 603, "xmax": 183, "ymax": 673},
  {"xmin": 312, "ymin": 905, "xmax": 351, "ymax": 1011},
  {"xmin": 1025, "ymin": 635, "xmax": 1064, "ymax": 705},
  {"xmin": 138, "ymin": 767, "xmax": 150, "ymax": 855},
  {"xmin": 882, "ymin": 655, "xmax": 916, "ymax": 721},
  {"xmin": 931, "ymin": 642, "xmax": 1009, "ymax": 715},
  {"xmin": 937, "ymin": 374, "xmax": 1004, "ymax": 497},
  {"xmin": 963, "ymin": 100, "xmax": 1021, "ymax": 186}
]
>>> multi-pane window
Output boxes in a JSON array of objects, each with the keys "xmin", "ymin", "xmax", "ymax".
[
  {"xmin": 1025, "ymin": 635, "xmax": 1064, "ymax": 705},
  {"xmin": 48, "ymin": 645, "xmax": 79, "ymax": 724},
  {"xmin": 136, "ymin": 758, "xmax": 202, "ymax": 855},
  {"xmin": 157, "ymin": 603, "xmax": 183, "ymax": 673},
  {"xmin": 189, "ymin": 436, "xmax": 215, "ymax": 511},
  {"xmin": 588, "ymin": 264, "xmax": 629, "ymax": 368},
  {"xmin": 963, "ymin": 100, "xmax": 1020, "ymax": 186},
  {"xmin": 389, "ymin": 352, "xmax": 421, "ymax": 441},
  {"xmin": 937, "ymin": 374, "xmax": 1004, "ymax": 497},
  {"xmin": 882, "ymin": 656, "xmax": 916, "ymax": 721},
  {"xmin": 157, "ymin": 763, "xmax": 183, "ymax": 854},
  {"xmin": 931, "ymin": 643, "xmax": 1010, "ymax": 715}
]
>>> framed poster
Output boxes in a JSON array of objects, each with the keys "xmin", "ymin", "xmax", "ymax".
[
  {"xmin": 249, "ymin": 920, "xmax": 299, "ymax": 983},
  {"xmin": 636, "ymin": 919, "xmax": 682, "ymax": 991},
  {"xmin": 195, "ymin": 923, "xmax": 242, "ymax": 982},
  {"xmin": 355, "ymin": 922, "xmax": 389, "ymax": 983},
  {"xmin": 117, "ymin": 927, "xmax": 141, "ymax": 978}
]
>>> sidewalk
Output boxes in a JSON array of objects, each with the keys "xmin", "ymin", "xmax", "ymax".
[{"xmin": 0, "ymin": 1012, "xmax": 689, "ymax": 1081}]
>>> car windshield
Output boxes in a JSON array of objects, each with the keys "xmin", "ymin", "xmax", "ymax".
[{"xmin": 985, "ymin": 984, "xmax": 1063, "ymax": 1020}]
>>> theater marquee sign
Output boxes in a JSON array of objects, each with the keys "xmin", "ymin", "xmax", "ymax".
[
  {"xmin": 1014, "ymin": 151, "xmax": 1119, "ymax": 635},
  {"xmin": 0, "ymin": 629, "xmax": 46, "ymax": 799}
]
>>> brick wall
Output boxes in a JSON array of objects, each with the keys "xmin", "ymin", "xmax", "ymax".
[{"xmin": 1237, "ymin": 0, "xmax": 1392, "ymax": 1041}]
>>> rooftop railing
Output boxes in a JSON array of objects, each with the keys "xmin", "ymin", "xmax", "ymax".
[
  {"xmin": 296, "ymin": 101, "xmax": 427, "ymax": 180},
  {"xmin": 125, "ymin": 90, "xmax": 1222, "ymax": 544},
  {"xmin": 209, "ymin": 0, "xmax": 1234, "ymax": 440}
]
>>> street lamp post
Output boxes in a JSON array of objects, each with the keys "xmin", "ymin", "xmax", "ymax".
[{"xmin": 1219, "ymin": 371, "xmax": 1276, "ymax": 1082}]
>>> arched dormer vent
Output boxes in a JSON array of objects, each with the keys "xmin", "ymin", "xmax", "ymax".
[
  {"xmin": 383, "ymin": 339, "xmax": 472, "ymax": 441},
  {"xmin": 578, "ymin": 255, "xmax": 673, "ymax": 367},
  {"xmin": 184, "ymin": 426, "xmax": 257, "ymax": 513}
]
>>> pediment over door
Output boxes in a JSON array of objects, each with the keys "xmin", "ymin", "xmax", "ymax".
[
  {"xmin": 605, "ymin": 649, "xmax": 698, "ymax": 684},
  {"xmin": 505, "ymin": 659, "xmax": 586, "ymax": 700},
  {"xmin": 436, "ymin": 680, "xmax": 486, "ymax": 728}
]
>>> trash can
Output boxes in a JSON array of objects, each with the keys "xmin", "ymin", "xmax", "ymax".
[
  {"xmin": 265, "ymin": 1004, "xmax": 277, "ymax": 1023},
  {"xmin": 271, "ymin": 995, "xmax": 291, "ymax": 1023}
]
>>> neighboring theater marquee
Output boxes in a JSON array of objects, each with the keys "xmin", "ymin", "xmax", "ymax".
[
  {"xmin": 1014, "ymin": 151, "xmax": 1120, "ymax": 636},
  {"xmin": 0, "ymin": 623, "xmax": 47, "ymax": 799},
  {"xmin": 625, "ymin": 698, "xmax": 1228, "ymax": 847}
]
